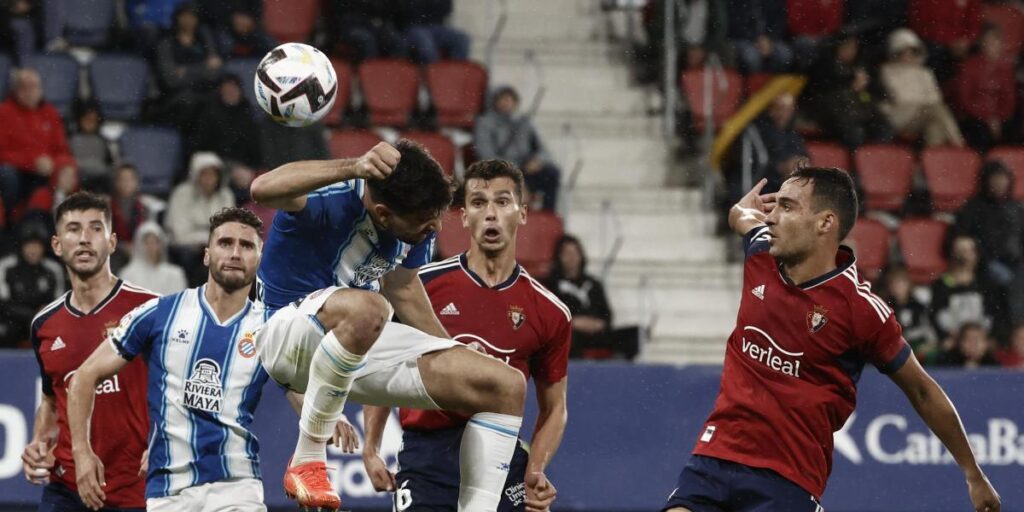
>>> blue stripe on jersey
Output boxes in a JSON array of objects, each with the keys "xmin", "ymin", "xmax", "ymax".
[
  {"xmin": 215, "ymin": 320, "xmax": 243, "ymax": 479},
  {"xmin": 151, "ymin": 292, "xmax": 184, "ymax": 497},
  {"xmin": 185, "ymin": 311, "xmax": 210, "ymax": 486},
  {"xmin": 238, "ymin": 365, "xmax": 269, "ymax": 477},
  {"xmin": 330, "ymin": 209, "xmax": 368, "ymax": 286}
]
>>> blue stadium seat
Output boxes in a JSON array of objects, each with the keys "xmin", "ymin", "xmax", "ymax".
[
  {"xmin": 24, "ymin": 54, "xmax": 79, "ymax": 119},
  {"xmin": 90, "ymin": 54, "xmax": 149, "ymax": 121},
  {"xmin": 224, "ymin": 58, "xmax": 260, "ymax": 117},
  {"xmin": 0, "ymin": 54, "xmax": 10, "ymax": 99},
  {"xmin": 120, "ymin": 126, "xmax": 182, "ymax": 197},
  {"xmin": 64, "ymin": 0, "xmax": 115, "ymax": 47}
]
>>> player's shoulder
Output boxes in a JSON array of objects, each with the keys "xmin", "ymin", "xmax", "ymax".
[
  {"xmin": 834, "ymin": 264, "xmax": 892, "ymax": 326},
  {"xmin": 31, "ymin": 292, "xmax": 70, "ymax": 333},
  {"xmin": 119, "ymin": 281, "xmax": 161, "ymax": 302},
  {"xmin": 418, "ymin": 254, "xmax": 463, "ymax": 285},
  {"xmin": 519, "ymin": 270, "xmax": 572, "ymax": 323}
]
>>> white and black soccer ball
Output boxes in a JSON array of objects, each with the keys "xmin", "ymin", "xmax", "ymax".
[{"xmin": 254, "ymin": 43, "xmax": 337, "ymax": 127}]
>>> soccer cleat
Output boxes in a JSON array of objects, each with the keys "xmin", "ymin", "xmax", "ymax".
[{"xmin": 283, "ymin": 459, "xmax": 341, "ymax": 511}]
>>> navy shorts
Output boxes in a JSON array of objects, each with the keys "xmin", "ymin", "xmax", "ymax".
[
  {"xmin": 394, "ymin": 426, "xmax": 529, "ymax": 512},
  {"xmin": 662, "ymin": 455, "xmax": 824, "ymax": 512},
  {"xmin": 38, "ymin": 482, "xmax": 144, "ymax": 512}
]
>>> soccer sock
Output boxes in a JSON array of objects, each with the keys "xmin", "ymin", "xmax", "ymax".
[
  {"xmin": 458, "ymin": 412, "xmax": 523, "ymax": 512},
  {"xmin": 292, "ymin": 331, "xmax": 366, "ymax": 466}
]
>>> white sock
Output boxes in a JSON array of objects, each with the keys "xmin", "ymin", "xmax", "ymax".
[
  {"xmin": 458, "ymin": 412, "xmax": 523, "ymax": 512},
  {"xmin": 292, "ymin": 331, "xmax": 366, "ymax": 466}
]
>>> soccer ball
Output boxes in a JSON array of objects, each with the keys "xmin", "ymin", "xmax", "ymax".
[{"xmin": 254, "ymin": 43, "xmax": 337, "ymax": 127}]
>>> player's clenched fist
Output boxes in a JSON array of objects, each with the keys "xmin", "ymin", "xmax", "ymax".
[
  {"xmin": 968, "ymin": 472, "xmax": 1001, "ymax": 512},
  {"xmin": 21, "ymin": 437, "xmax": 55, "ymax": 485},
  {"xmin": 525, "ymin": 471, "xmax": 556, "ymax": 512},
  {"xmin": 73, "ymin": 449, "xmax": 107, "ymax": 510},
  {"xmin": 355, "ymin": 142, "xmax": 401, "ymax": 181}
]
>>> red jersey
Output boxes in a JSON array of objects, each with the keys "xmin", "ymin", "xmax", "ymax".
[
  {"xmin": 30, "ymin": 280, "xmax": 156, "ymax": 508},
  {"xmin": 400, "ymin": 253, "xmax": 572, "ymax": 431},
  {"xmin": 693, "ymin": 227, "xmax": 911, "ymax": 498}
]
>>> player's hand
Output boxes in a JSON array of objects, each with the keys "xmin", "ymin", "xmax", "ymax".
[
  {"xmin": 967, "ymin": 472, "xmax": 1000, "ymax": 511},
  {"xmin": 355, "ymin": 142, "xmax": 401, "ymax": 181},
  {"xmin": 74, "ymin": 449, "xmax": 106, "ymax": 510},
  {"xmin": 737, "ymin": 178, "xmax": 777, "ymax": 216},
  {"xmin": 138, "ymin": 448, "xmax": 149, "ymax": 478},
  {"xmin": 331, "ymin": 416, "xmax": 359, "ymax": 454},
  {"xmin": 362, "ymin": 452, "xmax": 396, "ymax": 492},
  {"xmin": 525, "ymin": 471, "xmax": 556, "ymax": 512},
  {"xmin": 21, "ymin": 437, "xmax": 55, "ymax": 485}
]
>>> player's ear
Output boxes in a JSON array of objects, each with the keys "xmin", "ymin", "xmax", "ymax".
[
  {"xmin": 51, "ymin": 233, "xmax": 62, "ymax": 256},
  {"xmin": 203, "ymin": 247, "xmax": 210, "ymax": 268},
  {"xmin": 460, "ymin": 207, "xmax": 468, "ymax": 228},
  {"xmin": 109, "ymin": 229, "xmax": 118, "ymax": 252},
  {"xmin": 373, "ymin": 203, "xmax": 391, "ymax": 224},
  {"xmin": 519, "ymin": 202, "xmax": 528, "ymax": 226},
  {"xmin": 819, "ymin": 210, "xmax": 836, "ymax": 235}
]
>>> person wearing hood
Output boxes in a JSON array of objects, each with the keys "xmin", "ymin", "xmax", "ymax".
[
  {"xmin": 955, "ymin": 161, "xmax": 1024, "ymax": 285},
  {"xmin": 0, "ymin": 226, "xmax": 64, "ymax": 347},
  {"xmin": 474, "ymin": 85, "xmax": 561, "ymax": 211},
  {"xmin": 192, "ymin": 73, "xmax": 261, "ymax": 167},
  {"xmin": 121, "ymin": 222, "xmax": 187, "ymax": 296},
  {"xmin": 165, "ymin": 151, "xmax": 235, "ymax": 285}
]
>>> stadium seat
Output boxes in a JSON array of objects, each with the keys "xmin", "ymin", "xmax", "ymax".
[
  {"xmin": 437, "ymin": 208, "xmax": 470, "ymax": 258},
  {"xmin": 329, "ymin": 129, "xmax": 383, "ymax": 159},
  {"xmin": 224, "ymin": 58, "xmax": 261, "ymax": 116},
  {"xmin": 852, "ymin": 144, "xmax": 915, "ymax": 212},
  {"xmin": 359, "ymin": 59, "xmax": 420, "ymax": 128},
  {"xmin": 0, "ymin": 54, "xmax": 9, "ymax": 99},
  {"xmin": 846, "ymin": 218, "xmax": 890, "ymax": 282},
  {"xmin": 402, "ymin": 131, "xmax": 455, "ymax": 176},
  {"xmin": 243, "ymin": 201, "xmax": 277, "ymax": 240},
  {"xmin": 679, "ymin": 67, "xmax": 742, "ymax": 131},
  {"xmin": 744, "ymin": 73, "xmax": 775, "ymax": 97},
  {"xmin": 262, "ymin": 0, "xmax": 318, "ymax": 43},
  {"xmin": 64, "ymin": 0, "xmax": 115, "ymax": 47},
  {"xmin": 90, "ymin": 54, "xmax": 148, "ymax": 121},
  {"xmin": 323, "ymin": 59, "xmax": 353, "ymax": 126},
  {"xmin": 983, "ymin": 3, "xmax": 1024, "ymax": 59},
  {"xmin": 24, "ymin": 54, "xmax": 79, "ymax": 119},
  {"xmin": 517, "ymin": 211, "xmax": 564, "ymax": 279},
  {"xmin": 806, "ymin": 141, "xmax": 850, "ymax": 170},
  {"xmin": 921, "ymin": 147, "xmax": 981, "ymax": 213},
  {"xmin": 119, "ymin": 126, "xmax": 182, "ymax": 197},
  {"xmin": 898, "ymin": 218, "xmax": 949, "ymax": 285},
  {"xmin": 426, "ymin": 60, "xmax": 488, "ymax": 129},
  {"xmin": 987, "ymin": 147, "xmax": 1024, "ymax": 200}
]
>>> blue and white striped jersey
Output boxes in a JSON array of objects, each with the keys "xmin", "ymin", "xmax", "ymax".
[
  {"xmin": 256, "ymin": 179, "xmax": 436, "ymax": 309},
  {"xmin": 108, "ymin": 286, "xmax": 271, "ymax": 499}
]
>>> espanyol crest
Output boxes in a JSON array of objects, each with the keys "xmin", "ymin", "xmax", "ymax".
[
  {"xmin": 508, "ymin": 305, "xmax": 526, "ymax": 330},
  {"xmin": 807, "ymin": 305, "xmax": 829, "ymax": 334}
]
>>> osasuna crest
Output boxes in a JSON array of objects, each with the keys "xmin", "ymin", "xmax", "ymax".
[
  {"xmin": 807, "ymin": 305, "xmax": 829, "ymax": 333},
  {"xmin": 183, "ymin": 358, "xmax": 223, "ymax": 413},
  {"xmin": 508, "ymin": 305, "xmax": 526, "ymax": 330}
]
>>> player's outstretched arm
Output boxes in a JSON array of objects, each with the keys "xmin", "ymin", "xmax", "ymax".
[
  {"xmin": 250, "ymin": 142, "xmax": 400, "ymax": 211},
  {"xmin": 21, "ymin": 394, "xmax": 57, "ymax": 485},
  {"xmin": 67, "ymin": 341, "xmax": 130, "ymax": 511},
  {"xmin": 728, "ymin": 178, "xmax": 777, "ymax": 237},
  {"xmin": 381, "ymin": 266, "xmax": 449, "ymax": 339},
  {"xmin": 889, "ymin": 357, "xmax": 1001, "ymax": 512},
  {"xmin": 361, "ymin": 405, "xmax": 396, "ymax": 492},
  {"xmin": 525, "ymin": 378, "xmax": 567, "ymax": 512}
]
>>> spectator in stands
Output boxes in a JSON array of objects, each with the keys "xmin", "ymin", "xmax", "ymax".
[
  {"xmin": 213, "ymin": 6, "xmax": 275, "ymax": 59},
  {"xmin": 0, "ymin": 226, "xmax": 64, "ymax": 347},
  {"xmin": 637, "ymin": 0, "xmax": 728, "ymax": 84},
  {"xmin": 165, "ymin": 151, "xmax": 234, "ymax": 285},
  {"xmin": 804, "ymin": 33, "xmax": 893, "ymax": 149},
  {"xmin": 121, "ymin": 222, "xmax": 187, "ymax": 296},
  {"xmin": 394, "ymin": 0, "xmax": 470, "ymax": 64},
  {"xmin": 929, "ymin": 234, "xmax": 1001, "ymax": 343},
  {"xmin": 726, "ymin": 0, "xmax": 792, "ymax": 73},
  {"xmin": 109, "ymin": 163, "xmax": 147, "ymax": 256},
  {"xmin": 954, "ymin": 25, "xmax": 1016, "ymax": 153},
  {"xmin": 126, "ymin": 0, "xmax": 189, "ymax": 51},
  {"xmin": 725, "ymin": 92, "xmax": 807, "ymax": 202},
  {"xmin": 786, "ymin": 0, "xmax": 845, "ymax": 70},
  {"xmin": 474, "ymin": 86, "xmax": 561, "ymax": 210},
  {"xmin": 154, "ymin": 2, "xmax": 223, "ymax": 126},
  {"xmin": 18, "ymin": 164, "xmax": 78, "ymax": 230},
  {"xmin": 955, "ymin": 161, "xmax": 1024, "ymax": 287},
  {"xmin": 70, "ymin": 102, "xmax": 113, "ymax": 192},
  {"xmin": 258, "ymin": 119, "xmax": 329, "ymax": 169},
  {"xmin": 937, "ymin": 322, "xmax": 998, "ymax": 368},
  {"xmin": 909, "ymin": 0, "xmax": 982, "ymax": 81},
  {"xmin": 0, "ymin": 0, "xmax": 43, "ymax": 63},
  {"xmin": 844, "ymin": 0, "xmax": 908, "ymax": 63},
  {"xmin": 0, "ymin": 69, "xmax": 76, "ymax": 218},
  {"xmin": 879, "ymin": 264, "xmax": 939, "ymax": 364},
  {"xmin": 198, "ymin": 0, "xmax": 261, "ymax": 32},
  {"xmin": 227, "ymin": 163, "xmax": 255, "ymax": 205},
  {"xmin": 879, "ymin": 29, "xmax": 965, "ymax": 148},
  {"xmin": 332, "ymin": 0, "xmax": 405, "ymax": 62},
  {"xmin": 546, "ymin": 235, "xmax": 639, "ymax": 360},
  {"xmin": 192, "ymin": 74, "xmax": 261, "ymax": 167}
]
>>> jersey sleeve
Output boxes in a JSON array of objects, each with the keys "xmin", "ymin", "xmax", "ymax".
[
  {"xmin": 401, "ymin": 232, "xmax": 437, "ymax": 269},
  {"xmin": 531, "ymin": 310, "xmax": 572, "ymax": 384},
  {"xmin": 743, "ymin": 226, "xmax": 772, "ymax": 259},
  {"xmin": 108, "ymin": 298, "xmax": 161, "ymax": 361},
  {"xmin": 863, "ymin": 311, "xmax": 913, "ymax": 374},
  {"xmin": 30, "ymin": 320, "xmax": 53, "ymax": 397}
]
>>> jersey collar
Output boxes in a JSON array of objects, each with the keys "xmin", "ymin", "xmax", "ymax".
[
  {"xmin": 197, "ymin": 285, "xmax": 252, "ymax": 327},
  {"xmin": 459, "ymin": 252, "xmax": 522, "ymax": 290},
  {"xmin": 65, "ymin": 279, "xmax": 123, "ymax": 317},
  {"xmin": 779, "ymin": 246, "xmax": 856, "ymax": 290}
]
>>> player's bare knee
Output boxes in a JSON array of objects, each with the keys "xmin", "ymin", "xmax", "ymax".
[
  {"xmin": 484, "ymin": 363, "xmax": 526, "ymax": 415},
  {"xmin": 318, "ymin": 290, "xmax": 391, "ymax": 353}
]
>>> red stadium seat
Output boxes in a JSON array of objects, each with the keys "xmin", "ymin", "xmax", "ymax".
[
  {"xmin": 437, "ymin": 208, "xmax": 470, "ymax": 258},
  {"xmin": 359, "ymin": 59, "xmax": 420, "ymax": 128},
  {"xmin": 853, "ymin": 145, "xmax": 915, "ymax": 212},
  {"xmin": 806, "ymin": 141, "xmax": 850, "ymax": 170},
  {"xmin": 427, "ymin": 60, "xmax": 488, "ymax": 129},
  {"xmin": 921, "ymin": 147, "xmax": 981, "ymax": 213},
  {"xmin": 898, "ymin": 218, "xmax": 949, "ymax": 285},
  {"xmin": 243, "ymin": 201, "xmax": 277, "ymax": 240},
  {"xmin": 680, "ymin": 67, "xmax": 742, "ymax": 131},
  {"xmin": 329, "ymin": 129, "xmax": 383, "ymax": 159},
  {"xmin": 983, "ymin": 4, "xmax": 1024, "ymax": 59},
  {"xmin": 323, "ymin": 59, "xmax": 353, "ymax": 126},
  {"xmin": 401, "ymin": 131, "xmax": 455, "ymax": 176},
  {"xmin": 846, "ymin": 218, "xmax": 890, "ymax": 282},
  {"xmin": 517, "ymin": 211, "xmax": 564, "ymax": 279},
  {"xmin": 744, "ymin": 73, "xmax": 775, "ymax": 97},
  {"xmin": 262, "ymin": 0, "xmax": 318, "ymax": 43},
  {"xmin": 987, "ymin": 147, "xmax": 1024, "ymax": 200}
]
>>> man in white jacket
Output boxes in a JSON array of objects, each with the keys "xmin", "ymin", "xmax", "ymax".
[{"xmin": 165, "ymin": 151, "xmax": 235, "ymax": 286}]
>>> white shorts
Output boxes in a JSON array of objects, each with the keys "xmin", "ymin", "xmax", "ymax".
[
  {"xmin": 255, "ymin": 286, "xmax": 458, "ymax": 408},
  {"xmin": 146, "ymin": 478, "xmax": 265, "ymax": 511}
]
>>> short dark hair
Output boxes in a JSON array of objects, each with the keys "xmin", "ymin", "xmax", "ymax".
[
  {"xmin": 209, "ymin": 207, "xmax": 264, "ymax": 240},
  {"xmin": 55, "ymin": 191, "xmax": 112, "ymax": 227},
  {"xmin": 367, "ymin": 139, "xmax": 453, "ymax": 216},
  {"xmin": 788, "ymin": 166, "xmax": 859, "ymax": 240},
  {"xmin": 462, "ymin": 159, "xmax": 525, "ymax": 203}
]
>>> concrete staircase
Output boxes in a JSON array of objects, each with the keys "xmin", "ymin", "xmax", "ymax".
[{"xmin": 452, "ymin": 0, "xmax": 739, "ymax": 365}]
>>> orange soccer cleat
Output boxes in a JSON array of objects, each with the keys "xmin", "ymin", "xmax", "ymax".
[{"xmin": 283, "ymin": 459, "xmax": 342, "ymax": 511}]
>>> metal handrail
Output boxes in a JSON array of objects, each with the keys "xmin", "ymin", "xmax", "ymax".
[
  {"xmin": 662, "ymin": 0, "xmax": 678, "ymax": 139},
  {"xmin": 524, "ymin": 49, "xmax": 546, "ymax": 117},
  {"xmin": 636, "ymin": 274, "xmax": 659, "ymax": 358},
  {"xmin": 598, "ymin": 199, "xmax": 625, "ymax": 282},
  {"xmin": 484, "ymin": 0, "xmax": 508, "ymax": 72}
]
